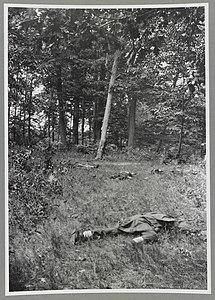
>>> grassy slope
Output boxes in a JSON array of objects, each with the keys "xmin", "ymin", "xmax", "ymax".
[{"xmin": 10, "ymin": 151, "xmax": 207, "ymax": 291}]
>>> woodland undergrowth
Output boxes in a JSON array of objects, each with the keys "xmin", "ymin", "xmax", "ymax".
[{"xmin": 8, "ymin": 145, "xmax": 207, "ymax": 291}]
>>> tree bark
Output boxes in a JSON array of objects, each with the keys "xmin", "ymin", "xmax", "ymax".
[
  {"xmin": 56, "ymin": 65, "xmax": 67, "ymax": 147},
  {"xmin": 23, "ymin": 109, "xmax": 26, "ymax": 146},
  {"xmin": 96, "ymin": 65, "xmax": 106, "ymax": 140},
  {"xmin": 19, "ymin": 108, "xmax": 22, "ymax": 145},
  {"xmin": 96, "ymin": 50, "xmax": 120, "ymax": 160},
  {"xmin": 201, "ymin": 107, "xmax": 206, "ymax": 143},
  {"xmin": 97, "ymin": 99, "xmax": 105, "ymax": 138},
  {"xmin": 200, "ymin": 107, "xmax": 206, "ymax": 158},
  {"xmin": 173, "ymin": 70, "xmax": 179, "ymax": 89},
  {"xmin": 13, "ymin": 106, "xmax": 17, "ymax": 143},
  {"xmin": 128, "ymin": 95, "xmax": 137, "ymax": 149},
  {"xmin": 52, "ymin": 112, "xmax": 55, "ymax": 143},
  {"xmin": 156, "ymin": 120, "xmax": 168, "ymax": 152},
  {"xmin": 51, "ymin": 90, "xmax": 56, "ymax": 143},
  {"xmin": 27, "ymin": 80, "xmax": 33, "ymax": 146},
  {"xmin": 8, "ymin": 102, "xmax": 11, "ymax": 126},
  {"xmin": 176, "ymin": 96, "xmax": 186, "ymax": 159},
  {"xmin": 93, "ymin": 65, "xmax": 106, "ymax": 142},
  {"xmin": 81, "ymin": 101, "xmax": 85, "ymax": 145},
  {"xmin": 48, "ymin": 111, "xmax": 51, "ymax": 145},
  {"xmin": 73, "ymin": 97, "xmax": 79, "ymax": 145},
  {"xmin": 22, "ymin": 87, "xmax": 28, "ymax": 146},
  {"xmin": 93, "ymin": 99, "xmax": 99, "ymax": 142},
  {"xmin": 89, "ymin": 116, "xmax": 92, "ymax": 143}
]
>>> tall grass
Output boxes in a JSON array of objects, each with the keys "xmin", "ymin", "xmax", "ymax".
[{"xmin": 8, "ymin": 149, "xmax": 207, "ymax": 291}]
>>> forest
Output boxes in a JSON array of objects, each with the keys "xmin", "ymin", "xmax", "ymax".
[{"xmin": 7, "ymin": 6, "xmax": 208, "ymax": 292}]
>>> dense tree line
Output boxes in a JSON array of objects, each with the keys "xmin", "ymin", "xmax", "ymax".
[{"xmin": 8, "ymin": 6, "xmax": 206, "ymax": 159}]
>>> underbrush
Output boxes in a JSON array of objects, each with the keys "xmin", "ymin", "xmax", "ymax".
[{"xmin": 8, "ymin": 147, "xmax": 208, "ymax": 291}]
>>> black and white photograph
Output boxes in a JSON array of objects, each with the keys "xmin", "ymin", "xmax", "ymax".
[{"xmin": 5, "ymin": 2, "xmax": 210, "ymax": 295}]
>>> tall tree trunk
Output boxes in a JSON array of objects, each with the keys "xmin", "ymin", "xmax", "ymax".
[
  {"xmin": 56, "ymin": 65, "xmax": 67, "ymax": 147},
  {"xmin": 27, "ymin": 107, "xmax": 31, "ymax": 146},
  {"xmin": 93, "ymin": 66, "xmax": 106, "ymax": 142},
  {"xmin": 97, "ymin": 99, "xmax": 105, "ymax": 139},
  {"xmin": 93, "ymin": 99, "xmax": 103, "ymax": 142},
  {"xmin": 173, "ymin": 70, "xmax": 179, "ymax": 89},
  {"xmin": 201, "ymin": 107, "xmax": 206, "ymax": 142},
  {"xmin": 93, "ymin": 99, "xmax": 99, "ymax": 142},
  {"xmin": 69, "ymin": 112, "xmax": 72, "ymax": 142},
  {"xmin": 176, "ymin": 95, "xmax": 186, "ymax": 159},
  {"xmin": 96, "ymin": 65, "xmax": 106, "ymax": 141},
  {"xmin": 200, "ymin": 107, "xmax": 206, "ymax": 158},
  {"xmin": 23, "ymin": 88, "xmax": 28, "ymax": 146},
  {"xmin": 8, "ymin": 102, "xmax": 11, "ymax": 125},
  {"xmin": 8, "ymin": 99, "xmax": 11, "ymax": 143},
  {"xmin": 22, "ymin": 73, "xmax": 29, "ymax": 146},
  {"xmin": 73, "ymin": 97, "xmax": 79, "ymax": 145},
  {"xmin": 27, "ymin": 80, "xmax": 33, "ymax": 146},
  {"xmin": 13, "ymin": 106, "xmax": 17, "ymax": 143},
  {"xmin": 19, "ymin": 107, "xmax": 22, "ymax": 145},
  {"xmin": 48, "ymin": 112, "xmax": 51, "ymax": 146},
  {"xmin": 93, "ymin": 69, "xmax": 99, "ymax": 143},
  {"xmin": 23, "ymin": 109, "xmax": 26, "ymax": 146},
  {"xmin": 52, "ymin": 112, "xmax": 55, "ymax": 143},
  {"xmin": 96, "ymin": 50, "xmax": 120, "ymax": 160},
  {"xmin": 81, "ymin": 100, "xmax": 85, "ymax": 145},
  {"xmin": 128, "ymin": 95, "xmax": 137, "ymax": 149},
  {"xmin": 49, "ymin": 88, "xmax": 55, "ymax": 143},
  {"xmin": 156, "ymin": 120, "xmax": 168, "ymax": 152},
  {"xmin": 10, "ymin": 73, "xmax": 20, "ymax": 145},
  {"xmin": 89, "ymin": 116, "xmax": 92, "ymax": 143}
]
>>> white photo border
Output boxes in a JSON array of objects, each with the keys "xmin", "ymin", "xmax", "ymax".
[{"xmin": 4, "ymin": 2, "xmax": 211, "ymax": 296}]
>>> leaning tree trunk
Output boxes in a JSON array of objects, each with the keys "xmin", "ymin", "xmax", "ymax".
[
  {"xmin": 128, "ymin": 95, "xmax": 137, "ymax": 150},
  {"xmin": 95, "ymin": 50, "xmax": 120, "ymax": 160},
  {"xmin": 56, "ymin": 65, "xmax": 67, "ymax": 147}
]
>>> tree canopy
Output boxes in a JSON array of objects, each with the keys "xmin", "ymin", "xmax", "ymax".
[{"xmin": 8, "ymin": 6, "xmax": 206, "ymax": 160}]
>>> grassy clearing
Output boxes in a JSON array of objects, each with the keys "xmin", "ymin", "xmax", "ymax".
[{"xmin": 9, "ymin": 150, "xmax": 207, "ymax": 291}]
